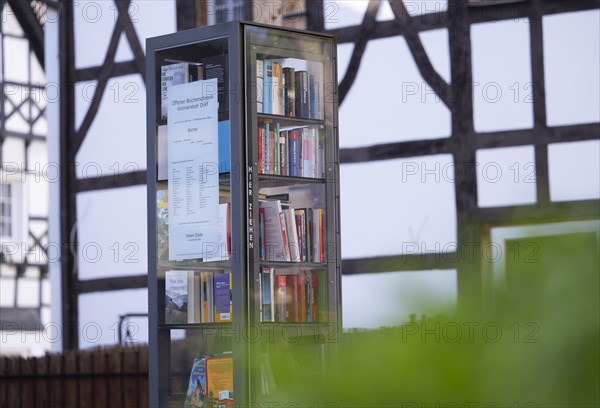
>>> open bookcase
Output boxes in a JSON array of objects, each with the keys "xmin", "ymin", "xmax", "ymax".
[{"xmin": 146, "ymin": 22, "xmax": 341, "ymax": 407}]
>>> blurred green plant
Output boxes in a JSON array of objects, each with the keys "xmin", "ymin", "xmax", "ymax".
[{"xmin": 259, "ymin": 232, "xmax": 599, "ymax": 407}]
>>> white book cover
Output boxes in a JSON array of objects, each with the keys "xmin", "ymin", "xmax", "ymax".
[{"xmin": 260, "ymin": 200, "xmax": 289, "ymax": 261}]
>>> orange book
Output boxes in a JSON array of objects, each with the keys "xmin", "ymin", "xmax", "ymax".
[{"xmin": 206, "ymin": 356, "xmax": 234, "ymax": 408}]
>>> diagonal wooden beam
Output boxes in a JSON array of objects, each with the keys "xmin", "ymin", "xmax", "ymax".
[
  {"xmin": 388, "ymin": 0, "xmax": 450, "ymax": 107},
  {"xmin": 7, "ymin": 0, "xmax": 44, "ymax": 65},
  {"xmin": 116, "ymin": 0, "xmax": 147, "ymax": 80},
  {"xmin": 72, "ymin": 0, "xmax": 130, "ymax": 154},
  {"xmin": 338, "ymin": 0, "xmax": 381, "ymax": 105}
]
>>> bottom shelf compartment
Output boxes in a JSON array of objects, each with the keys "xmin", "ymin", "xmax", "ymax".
[{"xmin": 168, "ymin": 329, "xmax": 234, "ymax": 408}]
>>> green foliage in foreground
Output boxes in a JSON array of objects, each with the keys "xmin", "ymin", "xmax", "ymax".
[{"xmin": 262, "ymin": 234, "xmax": 599, "ymax": 408}]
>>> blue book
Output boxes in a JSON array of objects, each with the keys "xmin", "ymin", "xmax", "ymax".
[
  {"xmin": 184, "ymin": 358, "xmax": 207, "ymax": 408},
  {"xmin": 288, "ymin": 130, "xmax": 301, "ymax": 177},
  {"xmin": 213, "ymin": 273, "xmax": 231, "ymax": 322},
  {"xmin": 261, "ymin": 268, "xmax": 273, "ymax": 322},
  {"xmin": 218, "ymin": 120, "xmax": 231, "ymax": 173},
  {"xmin": 263, "ymin": 60, "xmax": 273, "ymax": 114}
]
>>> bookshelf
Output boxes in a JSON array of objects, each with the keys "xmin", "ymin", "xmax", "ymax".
[{"xmin": 146, "ymin": 22, "xmax": 341, "ymax": 406}]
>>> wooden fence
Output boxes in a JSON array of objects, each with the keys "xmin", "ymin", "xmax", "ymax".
[{"xmin": 0, "ymin": 345, "xmax": 149, "ymax": 408}]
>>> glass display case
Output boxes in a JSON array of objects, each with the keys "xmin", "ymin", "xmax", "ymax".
[{"xmin": 146, "ymin": 21, "xmax": 340, "ymax": 406}]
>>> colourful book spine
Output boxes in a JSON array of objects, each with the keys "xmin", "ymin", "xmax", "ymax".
[
  {"xmin": 259, "ymin": 207, "xmax": 266, "ymax": 260},
  {"xmin": 275, "ymin": 275, "xmax": 287, "ymax": 322},
  {"xmin": 295, "ymin": 70, "xmax": 309, "ymax": 118},
  {"xmin": 263, "ymin": 60, "xmax": 273, "ymax": 114},
  {"xmin": 288, "ymin": 130, "xmax": 301, "ymax": 177},
  {"xmin": 264, "ymin": 123, "xmax": 270, "ymax": 174},
  {"xmin": 302, "ymin": 128, "xmax": 310, "ymax": 178},
  {"xmin": 283, "ymin": 67, "xmax": 295, "ymax": 117},
  {"xmin": 261, "ymin": 267, "xmax": 273, "ymax": 322},
  {"xmin": 309, "ymin": 74, "xmax": 315, "ymax": 119},
  {"xmin": 256, "ymin": 59, "xmax": 264, "ymax": 113},
  {"xmin": 258, "ymin": 126, "xmax": 264, "ymax": 174},
  {"xmin": 279, "ymin": 129, "xmax": 288, "ymax": 176},
  {"xmin": 295, "ymin": 210, "xmax": 306, "ymax": 262}
]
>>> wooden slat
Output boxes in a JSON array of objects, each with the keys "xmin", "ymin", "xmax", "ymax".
[
  {"xmin": 36, "ymin": 356, "xmax": 49, "ymax": 408},
  {"xmin": 138, "ymin": 348, "xmax": 149, "ymax": 407},
  {"xmin": 79, "ymin": 351, "xmax": 93, "ymax": 408},
  {"xmin": 7, "ymin": 358, "xmax": 20, "ymax": 407},
  {"xmin": 49, "ymin": 354, "xmax": 62, "ymax": 407},
  {"xmin": 123, "ymin": 348, "xmax": 139, "ymax": 408},
  {"xmin": 65, "ymin": 351, "xmax": 79, "ymax": 406},
  {"xmin": 21, "ymin": 357, "xmax": 34, "ymax": 408},
  {"xmin": 93, "ymin": 349, "xmax": 108, "ymax": 408},
  {"xmin": 108, "ymin": 349, "xmax": 123, "ymax": 406}
]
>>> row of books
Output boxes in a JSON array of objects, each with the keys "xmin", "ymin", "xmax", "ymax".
[
  {"xmin": 160, "ymin": 56, "xmax": 228, "ymax": 123},
  {"xmin": 184, "ymin": 354, "xmax": 233, "ymax": 408},
  {"xmin": 260, "ymin": 268, "xmax": 322, "ymax": 323},
  {"xmin": 259, "ymin": 200, "xmax": 326, "ymax": 263},
  {"xmin": 258, "ymin": 124, "xmax": 325, "ymax": 179},
  {"xmin": 257, "ymin": 59, "xmax": 322, "ymax": 119},
  {"xmin": 165, "ymin": 270, "xmax": 232, "ymax": 325}
]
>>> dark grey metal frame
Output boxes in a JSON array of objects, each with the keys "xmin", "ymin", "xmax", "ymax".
[
  {"xmin": 146, "ymin": 21, "xmax": 341, "ymax": 406},
  {"xmin": 146, "ymin": 21, "xmax": 247, "ymax": 406}
]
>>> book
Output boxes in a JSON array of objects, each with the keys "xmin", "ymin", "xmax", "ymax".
[
  {"xmin": 272, "ymin": 62, "xmax": 282, "ymax": 116},
  {"xmin": 203, "ymin": 54, "xmax": 229, "ymax": 121},
  {"xmin": 279, "ymin": 129, "xmax": 288, "ymax": 176},
  {"xmin": 283, "ymin": 67, "xmax": 295, "ymax": 117},
  {"xmin": 295, "ymin": 70, "xmax": 309, "ymax": 118},
  {"xmin": 165, "ymin": 270, "xmax": 188, "ymax": 325},
  {"xmin": 288, "ymin": 130, "xmax": 301, "ymax": 177},
  {"xmin": 312, "ymin": 208, "xmax": 325, "ymax": 263},
  {"xmin": 283, "ymin": 207, "xmax": 301, "ymax": 262},
  {"xmin": 274, "ymin": 274, "xmax": 287, "ymax": 322},
  {"xmin": 294, "ymin": 210, "xmax": 306, "ymax": 262},
  {"xmin": 184, "ymin": 358, "xmax": 207, "ymax": 408},
  {"xmin": 188, "ymin": 271, "xmax": 201, "ymax": 324},
  {"xmin": 218, "ymin": 120, "xmax": 231, "ymax": 173},
  {"xmin": 256, "ymin": 59, "xmax": 264, "ymax": 113},
  {"xmin": 263, "ymin": 60, "xmax": 273, "ymax": 114},
  {"xmin": 259, "ymin": 200, "xmax": 290, "ymax": 261},
  {"xmin": 201, "ymin": 271, "xmax": 214, "ymax": 323},
  {"xmin": 160, "ymin": 62, "xmax": 189, "ymax": 122},
  {"xmin": 214, "ymin": 272, "xmax": 232, "ymax": 322},
  {"xmin": 260, "ymin": 267, "xmax": 274, "ymax": 322},
  {"xmin": 206, "ymin": 355, "xmax": 234, "ymax": 408}
]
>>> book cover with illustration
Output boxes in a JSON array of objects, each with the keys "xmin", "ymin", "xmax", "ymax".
[
  {"xmin": 206, "ymin": 355, "xmax": 234, "ymax": 408},
  {"xmin": 165, "ymin": 270, "xmax": 188, "ymax": 325},
  {"xmin": 184, "ymin": 358, "xmax": 207, "ymax": 408}
]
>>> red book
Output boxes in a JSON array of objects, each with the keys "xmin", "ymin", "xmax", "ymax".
[
  {"xmin": 275, "ymin": 275, "xmax": 287, "ymax": 322},
  {"xmin": 287, "ymin": 275, "xmax": 299, "ymax": 322}
]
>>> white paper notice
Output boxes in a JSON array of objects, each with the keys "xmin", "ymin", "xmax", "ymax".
[{"xmin": 167, "ymin": 78, "xmax": 220, "ymax": 261}]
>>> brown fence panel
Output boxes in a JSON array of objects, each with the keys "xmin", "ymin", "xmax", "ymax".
[{"xmin": 0, "ymin": 345, "xmax": 149, "ymax": 408}]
